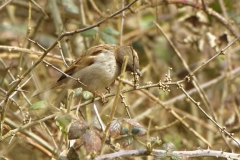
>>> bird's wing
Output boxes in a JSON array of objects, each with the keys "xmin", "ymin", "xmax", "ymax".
[{"xmin": 56, "ymin": 46, "xmax": 104, "ymax": 82}]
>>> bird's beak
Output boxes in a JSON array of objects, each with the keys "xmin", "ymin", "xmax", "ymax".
[{"xmin": 136, "ymin": 69, "xmax": 141, "ymax": 77}]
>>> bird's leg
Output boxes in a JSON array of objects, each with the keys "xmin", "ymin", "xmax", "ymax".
[
  {"xmin": 105, "ymin": 87, "xmax": 111, "ymax": 94},
  {"xmin": 94, "ymin": 91, "xmax": 108, "ymax": 104}
]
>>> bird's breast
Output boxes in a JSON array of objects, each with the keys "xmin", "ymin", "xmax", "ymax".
[{"xmin": 71, "ymin": 51, "xmax": 121, "ymax": 92}]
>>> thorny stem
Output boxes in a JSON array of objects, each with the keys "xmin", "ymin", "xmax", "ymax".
[{"xmin": 177, "ymin": 82, "xmax": 240, "ymax": 147}]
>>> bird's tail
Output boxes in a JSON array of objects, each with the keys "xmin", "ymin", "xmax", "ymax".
[{"xmin": 32, "ymin": 83, "xmax": 59, "ymax": 97}]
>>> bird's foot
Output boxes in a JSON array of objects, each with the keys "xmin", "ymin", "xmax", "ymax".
[{"xmin": 94, "ymin": 92, "xmax": 108, "ymax": 105}]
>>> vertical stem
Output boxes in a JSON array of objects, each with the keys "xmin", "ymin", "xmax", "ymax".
[
  {"xmin": 120, "ymin": 0, "xmax": 125, "ymax": 45},
  {"xmin": 101, "ymin": 56, "xmax": 129, "ymax": 153}
]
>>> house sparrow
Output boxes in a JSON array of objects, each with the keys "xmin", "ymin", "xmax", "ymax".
[{"xmin": 34, "ymin": 44, "xmax": 140, "ymax": 96}]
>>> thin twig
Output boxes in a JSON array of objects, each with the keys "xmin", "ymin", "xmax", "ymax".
[
  {"xmin": 71, "ymin": 66, "xmax": 240, "ymax": 110},
  {"xmin": 0, "ymin": 0, "xmax": 13, "ymax": 10},
  {"xmin": 30, "ymin": 0, "xmax": 48, "ymax": 18},
  {"xmin": 154, "ymin": 21, "xmax": 240, "ymax": 148},
  {"xmin": 120, "ymin": 0, "xmax": 125, "ymax": 45},
  {"xmin": 93, "ymin": 104, "xmax": 105, "ymax": 131}
]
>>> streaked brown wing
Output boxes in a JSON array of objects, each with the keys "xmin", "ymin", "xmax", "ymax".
[{"xmin": 56, "ymin": 45, "xmax": 105, "ymax": 82}]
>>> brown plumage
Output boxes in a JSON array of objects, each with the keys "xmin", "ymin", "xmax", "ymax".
[{"xmin": 33, "ymin": 44, "xmax": 140, "ymax": 96}]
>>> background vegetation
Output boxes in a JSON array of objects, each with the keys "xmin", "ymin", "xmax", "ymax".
[{"xmin": 0, "ymin": 0, "xmax": 240, "ymax": 159}]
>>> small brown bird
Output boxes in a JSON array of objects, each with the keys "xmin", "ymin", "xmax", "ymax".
[{"xmin": 34, "ymin": 44, "xmax": 140, "ymax": 96}]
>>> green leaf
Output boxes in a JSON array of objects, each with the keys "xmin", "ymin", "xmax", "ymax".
[
  {"xmin": 29, "ymin": 101, "xmax": 59, "ymax": 119},
  {"xmin": 101, "ymin": 115, "xmax": 110, "ymax": 122},
  {"xmin": 73, "ymin": 87, "xmax": 83, "ymax": 98},
  {"xmin": 131, "ymin": 127, "xmax": 146, "ymax": 136},
  {"xmin": 29, "ymin": 101, "xmax": 49, "ymax": 119},
  {"xmin": 92, "ymin": 116, "xmax": 102, "ymax": 130},
  {"xmin": 103, "ymin": 27, "xmax": 119, "ymax": 35},
  {"xmin": 56, "ymin": 113, "xmax": 72, "ymax": 134},
  {"xmin": 56, "ymin": 121, "xmax": 68, "ymax": 134},
  {"xmin": 82, "ymin": 91, "xmax": 93, "ymax": 100},
  {"xmin": 59, "ymin": 0, "xmax": 79, "ymax": 14},
  {"xmin": 29, "ymin": 101, "xmax": 48, "ymax": 110},
  {"xmin": 81, "ymin": 28, "xmax": 98, "ymax": 37},
  {"xmin": 99, "ymin": 32, "xmax": 117, "ymax": 44},
  {"xmin": 56, "ymin": 114, "xmax": 72, "ymax": 127},
  {"xmin": 120, "ymin": 128, "xmax": 129, "ymax": 135},
  {"xmin": 120, "ymin": 135, "xmax": 133, "ymax": 148}
]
